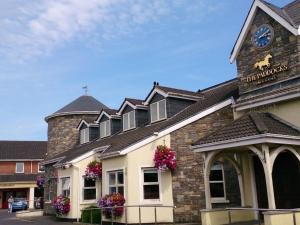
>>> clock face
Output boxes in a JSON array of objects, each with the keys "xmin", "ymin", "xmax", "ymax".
[{"xmin": 252, "ymin": 24, "xmax": 274, "ymax": 48}]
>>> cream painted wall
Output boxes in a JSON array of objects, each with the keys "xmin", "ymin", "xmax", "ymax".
[
  {"xmin": 57, "ymin": 155, "xmax": 101, "ymax": 219},
  {"xmin": 235, "ymin": 98, "xmax": 300, "ymax": 127},
  {"xmin": 101, "ymin": 134, "xmax": 174, "ymax": 223}
]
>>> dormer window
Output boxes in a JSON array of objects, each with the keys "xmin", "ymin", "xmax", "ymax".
[
  {"xmin": 100, "ymin": 120, "xmax": 111, "ymax": 138},
  {"xmin": 80, "ymin": 128, "xmax": 89, "ymax": 144},
  {"xmin": 123, "ymin": 111, "xmax": 135, "ymax": 131},
  {"xmin": 150, "ymin": 99, "xmax": 166, "ymax": 123}
]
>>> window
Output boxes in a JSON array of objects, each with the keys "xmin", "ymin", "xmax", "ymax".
[
  {"xmin": 80, "ymin": 128, "xmax": 89, "ymax": 144},
  {"xmin": 209, "ymin": 163, "xmax": 226, "ymax": 200},
  {"xmin": 108, "ymin": 171, "xmax": 124, "ymax": 195},
  {"xmin": 142, "ymin": 168, "xmax": 160, "ymax": 200},
  {"xmin": 150, "ymin": 99, "xmax": 166, "ymax": 123},
  {"xmin": 61, "ymin": 177, "xmax": 71, "ymax": 197},
  {"xmin": 83, "ymin": 178, "xmax": 96, "ymax": 200},
  {"xmin": 16, "ymin": 162, "xmax": 24, "ymax": 173},
  {"xmin": 123, "ymin": 111, "xmax": 135, "ymax": 131},
  {"xmin": 38, "ymin": 163, "xmax": 45, "ymax": 173},
  {"xmin": 100, "ymin": 120, "xmax": 111, "ymax": 138}
]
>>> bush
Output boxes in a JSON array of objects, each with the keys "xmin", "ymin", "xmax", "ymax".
[{"xmin": 81, "ymin": 206, "xmax": 102, "ymax": 224}]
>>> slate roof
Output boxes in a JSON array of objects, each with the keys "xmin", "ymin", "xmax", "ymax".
[
  {"xmin": 46, "ymin": 95, "xmax": 108, "ymax": 121},
  {"xmin": 103, "ymin": 109, "xmax": 119, "ymax": 116},
  {"xmin": 193, "ymin": 112, "xmax": 300, "ymax": 146},
  {"xmin": 0, "ymin": 174, "xmax": 37, "ymax": 183},
  {"xmin": 0, "ymin": 141, "xmax": 47, "ymax": 160},
  {"xmin": 45, "ymin": 79, "xmax": 238, "ymax": 165},
  {"xmin": 125, "ymin": 98, "xmax": 144, "ymax": 106}
]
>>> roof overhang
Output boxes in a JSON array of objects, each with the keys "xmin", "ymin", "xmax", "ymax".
[
  {"xmin": 40, "ymin": 156, "xmax": 65, "ymax": 166},
  {"xmin": 230, "ymin": 0, "xmax": 299, "ymax": 63},
  {"xmin": 192, "ymin": 133, "xmax": 300, "ymax": 152},
  {"xmin": 117, "ymin": 100, "xmax": 148, "ymax": 115},
  {"xmin": 234, "ymin": 87, "xmax": 300, "ymax": 111},
  {"xmin": 54, "ymin": 145, "xmax": 110, "ymax": 168},
  {"xmin": 0, "ymin": 159, "xmax": 43, "ymax": 162},
  {"xmin": 144, "ymin": 87, "xmax": 200, "ymax": 105},
  {"xmin": 45, "ymin": 111, "xmax": 100, "ymax": 122}
]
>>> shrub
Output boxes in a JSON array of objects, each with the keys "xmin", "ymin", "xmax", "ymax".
[{"xmin": 81, "ymin": 206, "xmax": 102, "ymax": 224}]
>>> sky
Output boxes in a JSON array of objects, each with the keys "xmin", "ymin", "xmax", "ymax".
[{"xmin": 0, "ymin": 0, "xmax": 292, "ymax": 141}]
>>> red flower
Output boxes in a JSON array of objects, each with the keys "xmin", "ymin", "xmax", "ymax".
[{"xmin": 154, "ymin": 145, "xmax": 176, "ymax": 172}]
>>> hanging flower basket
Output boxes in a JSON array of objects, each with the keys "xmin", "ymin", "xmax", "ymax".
[
  {"xmin": 98, "ymin": 193, "xmax": 125, "ymax": 219},
  {"xmin": 36, "ymin": 175, "xmax": 45, "ymax": 188},
  {"xmin": 85, "ymin": 160, "xmax": 102, "ymax": 180},
  {"xmin": 52, "ymin": 195, "xmax": 70, "ymax": 216},
  {"xmin": 154, "ymin": 145, "xmax": 176, "ymax": 172}
]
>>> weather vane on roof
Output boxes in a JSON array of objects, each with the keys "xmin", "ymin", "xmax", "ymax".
[{"xmin": 82, "ymin": 85, "xmax": 88, "ymax": 95}]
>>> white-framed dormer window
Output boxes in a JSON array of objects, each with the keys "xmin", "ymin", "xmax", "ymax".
[
  {"xmin": 16, "ymin": 162, "xmax": 24, "ymax": 173},
  {"xmin": 61, "ymin": 177, "xmax": 71, "ymax": 197},
  {"xmin": 108, "ymin": 170, "xmax": 124, "ymax": 195},
  {"xmin": 100, "ymin": 120, "xmax": 111, "ymax": 138},
  {"xmin": 150, "ymin": 99, "xmax": 166, "ymax": 123},
  {"xmin": 123, "ymin": 111, "xmax": 135, "ymax": 131},
  {"xmin": 83, "ymin": 178, "xmax": 96, "ymax": 200},
  {"xmin": 209, "ymin": 163, "xmax": 227, "ymax": 202},
  {"xmin": 142, "ymin": 168, "xmax": 161, "ymax": 201},
  {"xmin": 38, "ymin": 163, "xmax": 45, "ymax": 173},
  {"xmin": 80, "ymin": 128, "xmax": 89, "ymax": 144}
]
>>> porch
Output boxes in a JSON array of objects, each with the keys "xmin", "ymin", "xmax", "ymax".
[{"xmin": 193, "ymin": 112, "xmax": 300, "ymax": 225}]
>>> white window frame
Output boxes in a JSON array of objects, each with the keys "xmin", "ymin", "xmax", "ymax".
[
  {"xmin": 60, "ymin": 177, "xmax": 71, "ymax": 198},
  {"xmin": 100, "ymin": 120, "xmax": 111, "ymax": 138},
  {"xmin": 15, "ymin": 162, "xmax": 24, "ymax": 173},
  {"xmin": 82, "ymin": 177, "xmax": 97, "ymax": 202},
  {"xmin": 47, "ymin": 179, "xmax": 54, "ymax": 202},
  {"xmin": 107, "ymin": 170, "xmax": 124, "ymax": 195},
  {"xmin": 123, "ymin": 111, "xmax": 136, "ymax": 131},
  {"xmin": 140, "ymin": 167, "xmax": 162, "ymax": 204},
  {"xmin": 150, "ymin": 99, "xmax": 167, "ymax": 123},
  {"xmin": 38, "ymin": 163, "xmax": 45, "ymax": 173},
  {"xmin": 80, "ymin": 128, "xmax": 89, "ymax": 144},
  {"xmin": 209, "ymin": 163, "xmax": 228, "ymax": 203}
]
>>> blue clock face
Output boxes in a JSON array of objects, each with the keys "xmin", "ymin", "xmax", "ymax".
[{"xmin": 253, "ymin": 24, "xmax": 274, "ymax": 48}]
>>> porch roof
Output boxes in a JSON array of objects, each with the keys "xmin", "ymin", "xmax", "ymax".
[{"xmin": 193, "ymin": 112, "xmax": 300, "ymax": 152}]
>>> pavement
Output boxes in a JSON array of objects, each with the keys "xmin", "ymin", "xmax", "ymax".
[{"xmin": 0, "ymin": 210, "xmax": 75, "ymax": 225}]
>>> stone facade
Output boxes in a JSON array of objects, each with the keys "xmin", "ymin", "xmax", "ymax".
[
  {"xmin": 47, "ymin": 114, "xmax": 98, "ymax": 158},
  {"xmin": 237, "ymin": 9, "xmax": 300, "ymax": 94},
  {"xmin": 43, "ymin": 164, "xmax": 58, "ymax": 215},
  {"xmin": 170, "ymin": 106, "xmax": 234, "ymax": 223}
]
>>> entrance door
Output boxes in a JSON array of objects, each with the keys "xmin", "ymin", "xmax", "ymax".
[{"xmin": 273, "ymin": 152, "xmax": 300, "ymax": 208}]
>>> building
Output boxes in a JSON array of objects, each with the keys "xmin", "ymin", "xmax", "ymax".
[
  {"xmin": 42, "ymin": 0, "xmax": 300, "ymax": 224},
  {"xmin": 0, "ymin": 141, "xmax": 47, "ymax": 209},
  {"xmin": 42, "ymin": 80, "xmax": 238, "ymax": 222},
  {"xmin": 193, "ymin": 0, "xmax": 300, "ymax": 224}
]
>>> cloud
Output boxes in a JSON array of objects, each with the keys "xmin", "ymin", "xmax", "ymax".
[{"xmin": 0, "ymin": 0, "xmax": 223, "ymax": 62}]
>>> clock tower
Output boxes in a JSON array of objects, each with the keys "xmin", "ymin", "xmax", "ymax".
[{"xmin": 230, "ymin": 0, "xmax": 300, "ymax": 112}]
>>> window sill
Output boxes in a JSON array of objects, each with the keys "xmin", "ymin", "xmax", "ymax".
[
  {"xmin": 211, "ymin": 198, "xmax": 230, "ymax": 204},
  {"xmin": 140, "ymin": 200, "xmax": 162, "ymax": 205},
  {"xmin": 81, "ymin": 200, "xmax": 97, "ymax": 205}
]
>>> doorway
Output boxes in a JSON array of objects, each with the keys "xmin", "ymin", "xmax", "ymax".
[{"xmin": 273, "ymin": 151, "xmax": 300, "ymax": 209}]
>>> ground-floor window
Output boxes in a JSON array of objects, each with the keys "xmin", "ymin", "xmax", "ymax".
[
  {"xmin": 83, "ymin": 178, "xmax": 96, "ymax": 200},
  {"xmin": 108, "ymin": 170, "xmax": 124, "ymax": 195},
  {"xmin": 209, "ymin": 163, "xmax": 226, "ymax": 201},
  {"xmin": 142, "ymin": 168, "xmax": 160, "ymax": 200},
  {"xmin": 47, "ymin": 179, "xmax": 54, "ymax": 201},
  {"xmin": 61, "ymin": 177, "xmax": 70, "ymax": 197}
]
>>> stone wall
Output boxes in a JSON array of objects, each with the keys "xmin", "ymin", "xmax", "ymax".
[
  {"xmin": 47, "ymin": 114, "xmax": 98, "ymax": 158},
  {"xmin": 170, "ymin": 106, "xmax": 234, "ymax": 223},
  {"xmin": 43, "ymin": 164, "xmax": 58, "ymax": 215},
  {"xmin": 237, "ymin": 9, "xmax": 300, "ymax": 94}
]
